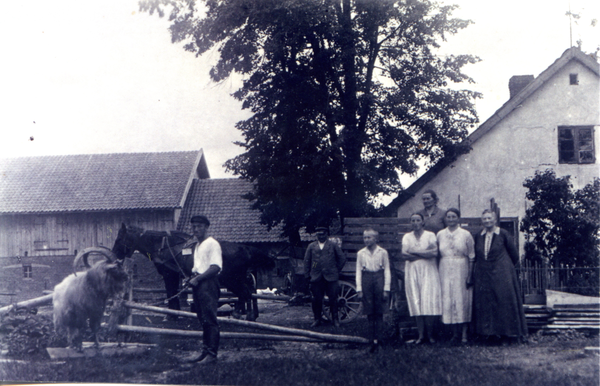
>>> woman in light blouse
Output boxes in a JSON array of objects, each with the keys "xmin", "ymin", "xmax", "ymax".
[
  {"xmin": 437, "ymin": 208, "xmax": 475, "ymax": 344},
  {"xmin": 402, "ymin": 213, "xmax": 442, "ymax": 344}
]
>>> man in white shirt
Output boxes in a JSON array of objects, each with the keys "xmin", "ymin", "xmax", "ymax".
[{"xmin": 185, "ymin": 215, "xmax": 222, "ymax": 365}]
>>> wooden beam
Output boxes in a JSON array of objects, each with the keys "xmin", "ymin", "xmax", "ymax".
[
  {"xmin": 132, "ymin": 288, "xmax": 291, "ymax": 302},
  {"xmin": 0, "ymin": 294, "xmax": 53, "ymax": 315},
  {"xmin": 117, "ymin": 325, "xmax": 322, "ymax": 343},
  {"xmin": 544, "ymin": 325, "xmax": 600, "ymax": 330},
  {"xmin": 47, "ymin": 342, "xmax": 156, "ymax": 360},
  {"xmin": 252, "ymin": 294, "xmax": 291, "ymax": 302},
  {"xmin": 122, "ymin": 301, "xmax": 369, "ymax": 344}
]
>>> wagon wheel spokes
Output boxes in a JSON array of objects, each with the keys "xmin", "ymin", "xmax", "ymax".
[{"xmin": 323, "ymin": 280, "xmax": 362, "ymax": 324}]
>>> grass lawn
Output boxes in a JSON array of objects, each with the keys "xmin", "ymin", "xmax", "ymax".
[{"xmin": 1, "ymin": 330, "xmax": 598, "ymax": 385}]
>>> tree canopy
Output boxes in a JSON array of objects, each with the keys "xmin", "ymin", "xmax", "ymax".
[{"xmin": 141, "ymin": 0, "xmax": 481, "ymax": 243}]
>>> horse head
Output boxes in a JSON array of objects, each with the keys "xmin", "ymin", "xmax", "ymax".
[{"xmin": 112, "ymin": 223, "xmax": 144, "ymax": 260}]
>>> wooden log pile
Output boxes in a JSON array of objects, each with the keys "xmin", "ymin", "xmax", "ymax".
[
  {"xmin": 523, "ymin": 304, "xmax": 553, "ymax": 330},
  {"xmin": 544, "ymin": 303, "xmax": 600, "ymax": 330}
]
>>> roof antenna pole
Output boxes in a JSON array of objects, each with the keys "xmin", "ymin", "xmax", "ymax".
[{"xmin": 568, "ymin": 0, "xmax": 573, "ymax": 48}]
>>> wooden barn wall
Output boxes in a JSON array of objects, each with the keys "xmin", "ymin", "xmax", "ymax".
[{"xmin": 0, "ymin": 209, "xmax": 176, "ymax": 258}]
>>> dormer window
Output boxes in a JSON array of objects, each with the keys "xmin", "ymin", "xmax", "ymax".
[
  {"xmin": 558, "ymin": 126, "xmax": 595, "ymax": 164},
  {"xmin": 569, "ymin": 73, "xmax": 579, "ymax": 85}
]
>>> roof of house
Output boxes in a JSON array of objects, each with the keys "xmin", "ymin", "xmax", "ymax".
[
  {"xmin": 384, "ymin": 47, "xmax": 600, "ymax": 214},
  {"xmin": 0, "ymin": 150, "xmax": 208, "ymax": 214},
  {"xmin": 177, "ymin": 178, "xmax": 288, "ymax": 243}
]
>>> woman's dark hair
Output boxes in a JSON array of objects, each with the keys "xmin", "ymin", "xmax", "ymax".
[
  {"xmin": 445, "ymin": 208, "xmax": 461, "ymax": 218},
  {"xmin": 482, "ymin": 209, "xmax": 496, "ymax": 217},
  {"xmin": 422, "ymin": 189, "xmax": 438, "ymax": 202},
  {"xmin": 410, "ymin": 212, "xmax": 425, "ymax": 221}
]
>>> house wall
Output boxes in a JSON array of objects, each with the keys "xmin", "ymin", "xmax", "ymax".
[
  {"xmin": 0, "ymin": 209, "xmax": 176, "ymax": 258},
  {"xmin": 397, "ymin": 59, "xmax": 599, "ymax": 249}
]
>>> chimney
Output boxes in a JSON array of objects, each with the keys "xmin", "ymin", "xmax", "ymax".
[{"xmin": 508, "ymin": 75, "xmax": 535, "ymax": 99}]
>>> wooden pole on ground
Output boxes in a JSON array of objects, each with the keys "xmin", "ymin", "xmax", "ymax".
[
  {"xmin": 123, "ymin": 300, "xmax": 368, "ymax": 344},
  {"xmin": 116, "ymin": 325, "xmax": 322, "ymax": 342},
  {"xmin": 0, "ymin": 294, "xmax": 53, "ymax": 315},
  {"xmin": 132, "ymin": 288, "xmax": 290, "ymax": 302}
]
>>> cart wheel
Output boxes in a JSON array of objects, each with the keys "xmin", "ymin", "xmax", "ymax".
[
  {"xmin": 282, "ymin": 272, "xmax": 293, "ymax": 295},
  {"xmin": 324, "ymin": 280, "xmax": 362, "ymax": 324},
  {"xmin": 247, "ymin": 272, "xmax": 259, "ymax": 321},
  {"xmin": 247, "ymin": 271, "xmax": 257, "ymax": 290}
]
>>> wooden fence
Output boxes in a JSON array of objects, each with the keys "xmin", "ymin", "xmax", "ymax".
[{"xmin": 341, "ymin": 217, "xmax": 518, "ymax": 279}]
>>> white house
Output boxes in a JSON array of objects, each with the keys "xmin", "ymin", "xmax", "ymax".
[{"xmin": 390, "ymin": 47, "xmax": 599, "ymax": 248}]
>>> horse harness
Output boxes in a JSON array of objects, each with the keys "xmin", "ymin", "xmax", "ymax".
[{"xmin": 153, "ymin": 230, "xmax": 196, "ymax": 305}]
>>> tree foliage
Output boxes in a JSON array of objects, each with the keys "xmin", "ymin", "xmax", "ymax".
[
  {"xmin": 521, "ymin": 169, "xmax": 600, "ymax": 269},
  {"xmin": 141, "ymin": 0, "xmax": 481, "ymax": 243}
]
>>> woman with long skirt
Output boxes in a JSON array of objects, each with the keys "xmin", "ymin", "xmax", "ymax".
[
  {"xmin": 473, "ymin": 209, "xmax": 527, "ymax": 343},
  {"xmin": 402, "ymin": 213, "xmax": 442, "ymax": 344},
  {"xmin": 437, "ymin": 208, "xmax": 475, "ymax": 344}
]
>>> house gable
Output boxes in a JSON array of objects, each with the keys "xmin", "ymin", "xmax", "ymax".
[{"xmin": 389, "ymin": 47, "xmax": 599, "ymax": 220}]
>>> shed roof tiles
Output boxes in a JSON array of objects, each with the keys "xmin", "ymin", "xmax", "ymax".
[
  {"xmin": 177, "ymin": 178, "xmax": 285, "ymax": 243},
  {"xmin": 0, "ymin": 151, "xmax": 205, "ymax": 214}
]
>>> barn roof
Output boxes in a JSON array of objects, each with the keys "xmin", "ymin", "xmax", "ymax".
[
  {"xmin": 384, "ymin": 47, "xmax": 600, "ymax": 215},
  {"xmin": 0, "ymin": 150, "xmax": 208, "ymax": 214},
  {"xmin": 177, "ymin": 178, "xmax": 287, "ymax": 243}
]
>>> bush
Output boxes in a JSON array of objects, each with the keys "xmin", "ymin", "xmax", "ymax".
[
  {"xmin": 521, "ymin": 170, "xmax": 600, "ymax": 295},
  {"xmin": 0, "ymin": 308, "xmax": 60, "ymax": 359}
]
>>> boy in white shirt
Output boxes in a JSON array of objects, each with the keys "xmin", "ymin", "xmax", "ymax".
[{"xmin": 356, "ymin": 228, "xmax": 391, "ymax": 353}]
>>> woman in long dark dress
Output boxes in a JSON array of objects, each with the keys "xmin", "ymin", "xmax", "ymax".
[{"xmin": 473, "ymin": 209, "xmax": 527, "ymax": 343}]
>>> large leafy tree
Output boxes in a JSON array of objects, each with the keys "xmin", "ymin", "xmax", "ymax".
[{"xmin": 141, "ymin": 0, "xmax": 480, "ymax": 244}]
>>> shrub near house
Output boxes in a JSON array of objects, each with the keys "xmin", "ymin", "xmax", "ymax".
[{"xmin": 521, "ymin": 170, "xmax": 600, "ymax": 296}]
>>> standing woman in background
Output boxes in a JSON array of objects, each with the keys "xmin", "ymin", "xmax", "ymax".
[
  {"xmin": 437, "ymin": 208, "xmax": 475, "ymax": 344},
  {"xmin": 402, "ymin": 213, "xmax": 442, "ymax": 344},
  {"xmin": 473, "ymin": 209, "xmax": 527, "ymax": 343},
  {"xmin": 417, "ymin": 189, "xmax": 446, "ymax": 235}
]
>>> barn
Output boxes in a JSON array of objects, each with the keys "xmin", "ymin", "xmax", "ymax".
[
  {"xmin": 0, "ymin": 149, "xmax": 307, "ymax": 304},
  {"xmin": 0, "ymin": 150, "xmax": 209, "ymax": 303}
]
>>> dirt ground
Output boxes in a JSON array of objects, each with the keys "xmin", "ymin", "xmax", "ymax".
[
  {"xmin": 3, "ymin": 298, "xmax": 597, "ymax": 385},
  {"xmin": 118, "ymin": 299, "xmax": 599, "ymax": 384}
]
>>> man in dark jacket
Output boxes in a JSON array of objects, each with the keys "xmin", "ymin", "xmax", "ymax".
[{"xmin": 303, "ymin": 227, "xmax": 346, "ymax": 327}]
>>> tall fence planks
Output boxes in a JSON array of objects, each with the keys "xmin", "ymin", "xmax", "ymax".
[{"xmin": 340, "ymin": 217, "xmax": 518, "ymax": 280}]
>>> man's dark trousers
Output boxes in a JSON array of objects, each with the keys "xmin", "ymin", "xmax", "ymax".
[
  {"xmin": 192, "ymin": 276, "xmax": 220, "ymax": 356},
  {"xmin": 310, "ymin": 277, "xmax": 339, "ymax": 322}
]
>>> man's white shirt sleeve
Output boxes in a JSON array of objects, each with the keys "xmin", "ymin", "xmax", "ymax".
[{"xmin": 192, "ymin": 237, "xmax": 223, "ymax": 274}]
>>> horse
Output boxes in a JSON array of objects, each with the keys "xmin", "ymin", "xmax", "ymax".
[{"xmin": 111, "ymin": 223, "xmax": 274, "ymax": 321}]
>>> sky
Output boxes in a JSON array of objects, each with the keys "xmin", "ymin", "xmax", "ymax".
[{"xmin": 1, "ymin": 0, "xmax": 598, "ymax": 185}]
